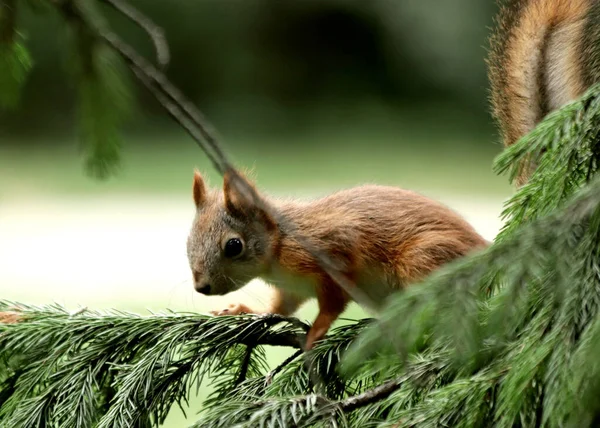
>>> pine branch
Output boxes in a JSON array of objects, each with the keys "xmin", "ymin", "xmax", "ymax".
[
  {"xmin": 336, "ymin": 178, "xmax": 600, "ymax": 426},
  {"xmin": 493, "ymin": 82, "xmax": 600, "ymax": 240},
  {"xmin": 194, "ymin": 346, "xmax": 450, "ymax": 428},
  {"xmin": 264, "ymin": 350, "xmax": 303, "ymax": 386},
  {"xmin": 338, "ymin": 377, "xmax": 403, "ymax": 413},
  {"xmin": 235, "ymin": 345, "xmax": 257, "ymax": 387},
  {"xmin": 71, "ymin": 0, "xmax": 230, "ymax": 174},
  {"xmin": 74, "ymin": 0, "xmax": 134, "ymax": 179},
  {"xmin": 74, "ymin": 32, "xmax": 131, "ymax": 179},
  {"xmin": 0, "ymin": 304, "xmax": 308, "ymax": 427},
  {"xmin": 99, "ymin": 0, "xmax": 169, "ymax": 67}
]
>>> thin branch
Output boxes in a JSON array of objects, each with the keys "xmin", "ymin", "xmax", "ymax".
[
  {"xmin": 127, "ymin": 62, "xmax": 225, "ymax": 174},
  {"xmin": 96, "ymin": 26, "xmax": 228, "ymax": 173},
  {"xmin": 338, "ymin": 377, "xmax": 403, "ymax": 413},
  {"xmin": 245, "ymin": 331, "xmax": 304, "ymax": 349},
  {"xmin": 234, "ymin": 345, "xmax": 255, "ymax": 387},
  {"xmin": 100, "ymin": 0, "xmax": 169, "ymax": 68},
  {"xmin": 264, "ymin": 349, "xmax": 303, "ymax": 386},
  {"xmin": 223, "ymin": 377, "xmax": 404, "ymax": 425}
]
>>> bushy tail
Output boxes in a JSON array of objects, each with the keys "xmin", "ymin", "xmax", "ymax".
[{"xmin": 488, "ymin": 0, "xmax": 600, "ymax": 185}]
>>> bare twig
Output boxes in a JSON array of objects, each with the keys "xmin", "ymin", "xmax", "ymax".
[
  {"xmin": 338, "ymin": 377, "xmax": 403, "ymax": 412},
  {"xmin": 100, "ymin": 0, "xmax": 170, "ymax": 68},
  {"xmin": 243, "ymin": 377, "xmax": 404, "ymax": 423},
  {"xmin": 235, "ymin": 345, "xmax": 255, "ymax": 387},
  {"xmin": 257, "ymin": 313, "xmax": 310, "ymax": 332},
  {"xmin": 96, "ymin": 28, "xmax": 228, "ymax": 173},
  {"xmin": 239, "ymin": 324, "xmax": 305, "ymax": 349},
  {"xmin": 127, "ymin": 62, "xmax": 226, "ymax": 174},
  {"xmin": 264, "ymin": 349, "xmax": 303, "ymax": 386}
]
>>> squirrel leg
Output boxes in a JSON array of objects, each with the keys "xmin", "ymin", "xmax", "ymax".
[
  {"xmin": 305, "ymin": 281, "xmax": 349, "ymax": 350},
  {"xmin": 211, "ymin": 286, "xmax": 307, "ymax": 317}
]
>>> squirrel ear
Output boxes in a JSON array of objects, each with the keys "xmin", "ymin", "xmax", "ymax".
[
  {"xmin": 193, "ymin": 170, "xmax": 207, "ymax": 208},
  {"xmin": 223, "ymin": 170, "xmax": 276, "ymax": 230},
  {"xmin": 223, "ymin": 170, "xmax": 253, "ymax": 218}
]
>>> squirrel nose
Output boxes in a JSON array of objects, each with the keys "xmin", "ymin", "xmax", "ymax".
[{"xmin": 194, "ymin": 282, "xmax": 212, "ymax": 295}]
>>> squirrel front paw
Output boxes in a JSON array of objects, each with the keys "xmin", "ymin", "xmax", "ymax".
[{"xmin": 210, "ymin": 303, "xmax": 255, "ymax": 316}]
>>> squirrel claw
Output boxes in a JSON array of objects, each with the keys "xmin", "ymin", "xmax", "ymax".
[{"xmin": 210, "ymin": 303, "xmax": 252, "ymax": 316}]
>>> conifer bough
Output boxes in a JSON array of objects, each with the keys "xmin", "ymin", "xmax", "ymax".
[{"xmin": 3, "ymin": 0, "xmax": 600, "ymax": 426}]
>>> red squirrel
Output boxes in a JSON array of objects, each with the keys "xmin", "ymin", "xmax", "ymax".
[{"xmin": 187, "ymin": 171, "xmax": 488, "ymax": 350}]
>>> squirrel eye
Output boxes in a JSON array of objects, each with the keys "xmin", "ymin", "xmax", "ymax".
[{"xmin": 224, "ymin": 238, "xmax": 244, "ymax": 258}]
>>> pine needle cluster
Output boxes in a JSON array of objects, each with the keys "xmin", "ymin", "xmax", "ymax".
[{"xmin": 0, "ymin": 307, "xmax": 308, "ymax": 427}]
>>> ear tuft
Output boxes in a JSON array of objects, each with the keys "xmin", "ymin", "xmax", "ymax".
[
  {"xmin": 223, "ymin": 170, "xmax": 253, "ymax": 218},
  {"xmin": 223, "ymin": 170, "xmax": 277, "ymax": 230},
  {"xmin": 193, "ymin": 170, "xmax": 207, "ymax": 208}
]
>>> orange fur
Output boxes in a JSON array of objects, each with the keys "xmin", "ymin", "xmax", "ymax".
[
  {"xmin": 306, "ymin": 277, "xmax": 350, "ymax": 350},
  {"xmin": 193, "ymin": 170, "xmax": 207, "ymax": 208},
  {"xmin": 187, "ymin": 173, "xmax": 488, "ymax": 350},
  {"xmin": 489, "ymin": 0, "xmax": 596, "ymax": 186}
]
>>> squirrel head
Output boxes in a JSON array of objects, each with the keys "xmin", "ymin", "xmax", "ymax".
[{"xmin": 186, "ymin": 169, "xmax": 278, "ymax": 296}]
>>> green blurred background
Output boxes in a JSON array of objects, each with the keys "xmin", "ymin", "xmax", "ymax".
[{"xmin": 0, "ymin": 0, "xmax": 513, "ymax": 426}]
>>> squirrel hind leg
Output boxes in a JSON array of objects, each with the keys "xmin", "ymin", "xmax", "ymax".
[{"xmin": 305, "ymin": 280, "xmax": 349, "ymax": 350}]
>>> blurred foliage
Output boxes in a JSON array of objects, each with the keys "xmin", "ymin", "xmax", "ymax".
[
  {"xmin": 0, "ymin": 0, "xmax": 499, "ymax": 142},
  {"xmin": 70, "ymin": 19, "xmax": 132, "ymax": 180},
  {"xmin": 0, "ymin": 39, "xmax": 31, "ymax": 109},
  {"xmin": 0, "ymin": 0, "xmax": 33, "ymax": 109}
]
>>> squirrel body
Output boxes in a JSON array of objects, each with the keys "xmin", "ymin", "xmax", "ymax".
[
  {"xmin": 187, "ymin": 172, "xmax": 488, "ymax": 349},
  {"xmin": 489, "ymin": 0, "xmax": 600, "ymax": 184}
]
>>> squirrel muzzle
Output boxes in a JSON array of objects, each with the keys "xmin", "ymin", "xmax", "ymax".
[{"xmin": 193, "ymin": 276, "xmax": 212, "ymax": 295}]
